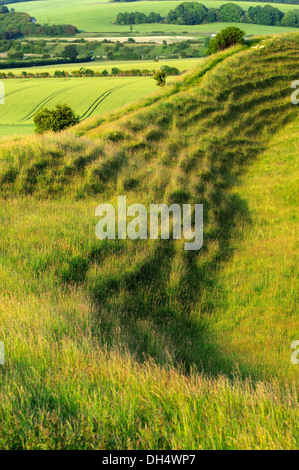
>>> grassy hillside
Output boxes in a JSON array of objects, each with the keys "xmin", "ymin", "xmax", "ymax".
[
  {"xmin": 10, "ymin": 0, "xmax": 299, "ymax": 34},
  {"xmin": 0, "ymin": 33, "xmax": 298, "ymax": 449}
]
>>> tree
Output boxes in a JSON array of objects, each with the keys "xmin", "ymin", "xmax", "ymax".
[
  {"xmin": 281, "ymin": 11, "xmax": 298, "ymax": 27},
  {"xmin": 154, "ymin": 69, "xmax": 167, "ymax": 87},
  {"xmin": 167, "ymin": 3, "xmax": 207, "ymax": 25},
  {"xmin": 248, "ymin": 5, "xmax": 283, "ymax": 26},
  {"xmin": 207, "ymin": 27, "xmax": 245, "ymax": 54},
  {"xmin": 219, "ymin": 3, "xmax": 244, "ymax": 22},
  {"xmin": 34, "ymin": 104, "xmax": 80, "ymax": 134},
  {"xmin": 62, "ymin": 44, "xmax": 78, "ymax": 61}
]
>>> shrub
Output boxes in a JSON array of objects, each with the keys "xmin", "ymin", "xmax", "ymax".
[
  {"xmin": 154, "ymin": 69, "xmax": 167, "ymax": 87},
  {"xmin": 207, "ymin": 27, "xmax": 245, "ymax": 55},
  {"xmin": 34, "ymin": 104, "xmax": 80, "ymax": 134},
  {"xmin": 62, "ymin": 44, "xmax": 78, "ymax": 61}
]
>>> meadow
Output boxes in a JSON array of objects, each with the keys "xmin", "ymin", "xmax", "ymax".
[
  {"xmin": 10, "ymin": 0, "xmax": 299, "ymax": 34},
  {"xmin": 0, "ymin": 33, "xmax": 298, "ymax": 449}
]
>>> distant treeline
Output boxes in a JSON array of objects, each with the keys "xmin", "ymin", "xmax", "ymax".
[
  {"xmin": 0, "ymin": 56, "xmax": 92, "ymax": 69},
  {"xmin": 1, "ymin": 0, "xmax": 298, "ymax": 4},
  {"xmin": 114, "ymin": 0, "xmax": 299, "ymax": 3},
  {"xmin": 116, "ymin": 2, "xmax": 299, "ymax": 28},
  {"xmin": 0, "ymin": 65, "xmax": 180, "ymax": 78},
  {"xmin": 236, "ymin": 0, "xmax": 299, "ymax": 3},
  {"xmin": 0, "ymin": 9, "xmax": 78, "ymax": 39},
  {"xmin": 0, "ymin": 0, "xmax": 48, "ymax": 4}
]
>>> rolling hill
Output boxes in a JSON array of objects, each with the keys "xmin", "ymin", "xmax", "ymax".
[
  {"xmin": 9, "ymin": 0, "xmax": 299, "ymax": 34},
  {"xmin": 0, "ymin": 33, "xmax": 298, "ymax": 449}
]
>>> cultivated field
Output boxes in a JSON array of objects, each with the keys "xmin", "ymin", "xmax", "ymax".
[
  {"xmin": 0, "ymin": 57, "xmax": 200, "ymax": 76},
  {"xmin": 10, "ymin": 0, "xmax": 299, "ymax": 34},
  {"xmin": 0, "ymin": 33, "xmax": 298, "ymax": 449},
  {"xmin": 0, "ymin": 76, "xmax": 159, "ymax": 136}
]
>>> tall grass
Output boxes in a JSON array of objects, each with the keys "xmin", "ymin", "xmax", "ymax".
[{"xmin": 0, "ymin": 33, "xmax": 298, "ymax": 449}]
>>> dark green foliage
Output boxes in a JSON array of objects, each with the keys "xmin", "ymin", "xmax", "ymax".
[
  {"xmin": 114, "ymin": 2, "xmax": 298, "ymax": 29},
  {"xmin": 116, "ymin": 11, "xmax": 162, "ymax": 25},
  {"xmin": 219, "ymin": 3, "xmax": 244, "ymax": 22},
  {"xmin": 0, "ymin": 56, "xmax": 92, "ymax": 70},
  {"xmin": 62, "ymin": 44, "xmax": 78, "ymax": 61},
  {"xmin": 167, "ymin": 2, "xmax": 208, "ymax": 25},
  {"xmin": 248, "ymin": 5, "xmax": 284, "ymax": 25},
  {"xmin": 161, "ymin": 65, "xmax": 180, "ymax": 76},
  {"xmin": 207, "ymin": 27, "xmax": 245, "ymax": 54},
  {"xmin": 34, "ymin": 104, "xmax": 80, "ymax": 134},
  {"xmin": 281, "ymin": 10, "xmax": 299, "ymax": 27},
  {"xmin": 154, "ymin": 69, "xmax": 167, "ymax": 87},
  {"xmin": 0, "ymin": 10, "xmax": 78, "ymax": 40}
]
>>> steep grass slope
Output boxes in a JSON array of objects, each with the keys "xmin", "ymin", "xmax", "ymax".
[{"xmin": 0, "ymin": 34, "xmax": 298, "ymax": 449}]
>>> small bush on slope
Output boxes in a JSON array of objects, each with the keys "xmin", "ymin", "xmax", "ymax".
[
  {"xmin": 34, "ymin": 104, "xmax": 80, "ymax": 134},
  {"xmin": 207, "ymin": 26, "xmax": 245, "ymax": 54}
]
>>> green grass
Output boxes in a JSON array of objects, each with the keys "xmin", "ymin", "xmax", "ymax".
[
  {"xmin": 203, "ymin": 116, "xmax": 299, "ymax": 383},
  {"xmin": 0, "ymin": 76, "xmax": 159, "ymax": 136},
  {"xmin": 0, "ymin": 33, "xmax": 298, "ymax": 449},
  {"xmin": 10, "ymin": 0, "xmax": 299, "ymax": 34}
]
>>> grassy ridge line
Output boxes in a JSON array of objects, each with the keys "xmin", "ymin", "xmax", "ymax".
[
  {"xmin": 0, "ymin": 47, "xmax": 242, "ymax": 138},
  {"xmin": 0, "ymin": 46, "xmax": 298, "ymax": 448},
  {"xmin": 72, "ymin": 45, "xmax": 245, "ymax": 135}
]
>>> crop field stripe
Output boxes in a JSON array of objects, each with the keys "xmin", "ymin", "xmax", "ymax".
[
  {"xmin": 0, "ymin": 77, "xmax": 157, "ymax": 135},
  {"xmin": 80, "ymin": 80, "xmax": 139, "ymax": 119},
  {"xmin": 3, "ymin": 83, "xmax": 41, "ymax": 100},
  {"xmin": 20, "ymin": 86, "xmax": 75, "ymax": 121}
]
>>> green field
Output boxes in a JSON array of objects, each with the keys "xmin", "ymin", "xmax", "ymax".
[
  {"xmin": 0, "ymin": 76, "xmax": 160, "ymax": 136},
  {"xmin": 0, "ymin": 57, "xmax": 201, "ymax": 76},
  {"xmin": 10, "ymin": 0, "xmax": 299, "ymax": 34},
  {"xmin": 0, "ymin": 34, "xmax": 298, "ymax": 449}
]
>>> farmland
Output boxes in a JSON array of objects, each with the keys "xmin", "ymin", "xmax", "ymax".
[
  {"xmin": 0, "ymin": 76, "xmax": 160, "ymax": 136},
  {"xmin": 0, "ymin": 57, "xmax": 200, "ymax": 76},
  {"xmin": 10, "ymin": 0, "xmax": 299, "ymax": 35},
  {"xmin": 0, "ymin": 57, "xmax": 203, "ymax": 136}
]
